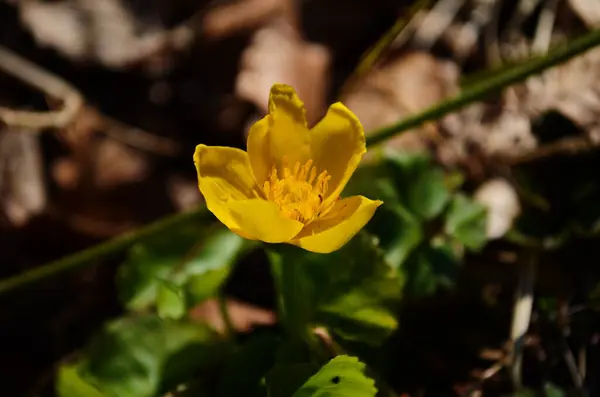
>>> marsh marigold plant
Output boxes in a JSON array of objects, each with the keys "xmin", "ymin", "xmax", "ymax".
[{"xmin": 194, "ymin": 84, "xmax": 382, "ymax": 253}]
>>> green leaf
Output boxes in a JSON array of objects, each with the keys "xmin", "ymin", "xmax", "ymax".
[
  {"xmin": 268, "ymin": 232, "xmax": 402, "ymax": 345},
  {"xmin": 385, "ymin": 152, "xmax": 450, "ymax": 220},
  {"xmin": 444, "ymin": 194, "xmax": 488, "ymax": 251},
  {"xmin": 544, "ymin": 383, "xmax": 566, "ymax": 397},
  {"xmin": 157, "ymin": 280, "xmax": 186, "ymax": 319},
  {"xmin": 367, "ymin": 200, "xmax": 423, "ymax": 269},
  {"xmin": 56, "ymin": 362, "xmax": 106, "ymax": 397},
  {"xmin": 218, "ymin": 332, "xmax": 281, "ymax": 397},
  {"xmin": 291, "ymin": 356, "xmax": 377, "ymax": 397},
  {"xmin": 117, "ymin": 225, "xmax": 245, "ymax": 311},
  {"xmin": 185, "ymin": 268, "xmax": 232, "ymax": 306},
  {"xmin": 341, "ymin": 162, "xmax": 392, "ymax": 201},
  {"xmin": 82, "ymin": 315, "xmax": 222, "ymax": 397},
  {"xmin": 402, "ymin": 243, "xmax": 459, "ymax": 298}
]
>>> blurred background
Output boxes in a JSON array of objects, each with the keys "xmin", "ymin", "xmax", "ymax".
[{"xmin": 1, "ymin": 0, "xmax": 600, "ymax": 395}]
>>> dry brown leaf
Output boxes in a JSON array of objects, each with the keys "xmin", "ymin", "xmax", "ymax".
[
  {"xmin": 167, "ymin": 174, "xmax": 202, "ymax": 212},
  {"xmin": 0, "ymin": 127, "xmax": 47, "ymax": 226},
  {"xmin": 93, "ymin": 139, "xmax": 150, "ymax": 190},
  {"xmin": 18, "ymin": 0, "xmax": 173, "ymax": 71},
  {"xmin": 235, "ymin": 17, "xmax": 331, "ymax": 126},
  {"xmin": 522, "ymin": 46, "xmax": 600, "ymax": 131},
  {"xmin": 343, "ymin": 51, "xmax": 459, "ymax": 157},
  {"xmin": 189, "ymin": 298, "xmax": 276, "ymax": 335},
  {"xmin": 203, "ymin": 0, "xmax": 287, "ymax": 39},
  {"xmin": 568, "ymin": 0, "xmax": 600, "ymax": 28}
]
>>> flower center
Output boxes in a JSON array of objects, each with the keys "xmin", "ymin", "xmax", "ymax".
[{"xmin": 262, "ymin": 159, "xmax": 332, "ymax": 223}]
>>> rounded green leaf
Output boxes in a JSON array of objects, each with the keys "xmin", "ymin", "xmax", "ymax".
[{"xmin": 291, "ymin": 356, "xmax": 377, "ymax": 397}]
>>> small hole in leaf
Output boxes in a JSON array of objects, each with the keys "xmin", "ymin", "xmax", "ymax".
[{"xmin": 331, "ymin": 376, "xmax": 341, "ymax": 384}]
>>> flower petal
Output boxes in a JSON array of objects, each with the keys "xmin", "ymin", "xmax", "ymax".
[
  {"xmin": 247, "ymin": 84, "xmax": 312, "ymax": 185},
  {"xmin": 309, "ymin": 103, "xmax": 366, "ymax": 202},
  {"xmin": 227, "ymin": 199, "xmax": 304, "ymax": 243},
  {"xmin": 194, "ymin": 144, "xmax": 259, "ymax": 231},
  {"xmin": 292, "ymin": 196, "xmax": 382, "ymax": 253}
]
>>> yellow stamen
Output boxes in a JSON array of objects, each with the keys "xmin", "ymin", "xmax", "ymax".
[{"xmin": 262, "ymin": 159, "xmax": 335, "ymax": 223}]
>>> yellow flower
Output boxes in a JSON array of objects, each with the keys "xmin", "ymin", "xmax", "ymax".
[{"xmin": 194, "ymin": 84, "xmax": 382, "ymax": 253}]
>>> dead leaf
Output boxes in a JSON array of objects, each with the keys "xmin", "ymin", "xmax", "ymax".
[
  {"xmin": 568, "ymin": 0, "xmax": 600, "ymax": 28},
  {"xmin": 18, "ymin": 0, "xmax": 174, "ymax": 71},
  {"xmin": 93, "ymin": 139, "xmax": 150, "ymax": 190},
  {"xmin": 189, "ymin": 298, "xmax": 276, "ymax": 335},
  {"xmin": 236, "ymin": 17, "xmax": 331, "ymax": 126},
  {"xmin": 343, "ymin": 51, "xmax": 459, "ymax": 158},
  {"xmin": 167, "ymin": 174, "xmax": 202, "ymax": 212},
  {"xmin": 203, "ymin": 0, "xmax": 288, "ymax": 39},
  {"xmin": 0, "ymin": 127, "xmax": 47, "ymax": 226}
]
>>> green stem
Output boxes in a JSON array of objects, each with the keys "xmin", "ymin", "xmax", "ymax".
[
  {"xmin": 2, "ymin": 29, "xmax": 600, "ymax": 295},
  {"xmin": 338, "ymin": 0, "xmax": 433, "ymax": 99},
  {"xmin": 366, "ymin": 28, "xmax": 600, "ymax": 147},
  {"xmin": 0, "ymin": 206, "xmax": 210, "ymax": 295}
]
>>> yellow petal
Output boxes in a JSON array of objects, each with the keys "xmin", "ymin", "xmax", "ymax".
[
  {"xmin": 309, "ymin": 103, "xmax": 365, "ymax": 203},
  {"xmin": 247, "ymin": 84, "xmax": 312, "ymax": 185},
  {"xmin": 292, "ymin": 196, "xmax": 382, "ymax": 253},
  {"xmin": 227, "ymin": 199, "xmax": 304, "ymax": 243},
  {"xmin": 194, "ymin": 144, "xmax": 259, "ymax": 232}
]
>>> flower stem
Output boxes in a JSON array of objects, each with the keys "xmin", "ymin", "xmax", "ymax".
[
  {"xmin": 0, "ymin": 206, "xmax": 210, "ymax": 295},
  {"xmin": 2, "ymin": 30, "xmax": 600, "ymax": 294},
  {"xmin": 366, "ymin": 28, "xmax": 600, "ymax": 147}
]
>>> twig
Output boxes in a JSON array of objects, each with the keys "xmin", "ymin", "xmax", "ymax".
[
  {"xmin": 562, "ymin": 337, "xmax": 584, "ymax": 389},
  {"xmin": 508, "ymin": 250, "xmax": 537, "ymax": 389},
  {"xmin": 484, "ymin": 0, "xmax": 503, "ymax": 66},
  {"xmin": 366, "ymin": 28, "xmax": 600, "ymax": 147},
  {"xmin": 412, "ymin": 0, "xmax": 466, "ymax": 50},
  {"xmin": 532, "ymin": 0, "xmax": 560, "ymax": 55},
  {"xmin": 503, "ymin": 132, "xmax": 599, "ymax": 165},
  {"xmin": 0, "ymin": 45, "xmax": 83, "ymax": 129},
  {"xmin": 0, "ymin": 206, "xmax": 210, "ymax": 295},
  {"xmin": 557, "ymin": 300, "xmax": 585, "ymax": 389},
  {"xmin": 98, "ymin": 111, "xmax": 181, "ymax": 156}
]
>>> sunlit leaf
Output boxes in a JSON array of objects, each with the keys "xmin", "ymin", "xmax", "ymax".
[
  {"xmin": 157, "ymin": 280, "xmax": 186, "ymax": 319},
  {"xmin": 56, "ymin": 362, "xmax": 105, "ymax": 397},
  {"xmin": 82, "ymin": 315, "xmax": 222, "ymax": 397},
  {"xmin": 268, "ymin": 232, "xmax": 402, "ymax": 345},
  {"xmin": 291, "ymin": 356, "xmax": 377, "ymax": 397},
  {"xmin": 117, "ymin": 225, "xmax": 245, "ymax": 311}
]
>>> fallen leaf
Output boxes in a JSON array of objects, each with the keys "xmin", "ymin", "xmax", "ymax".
[
  {"xmin": 236, "ymin": 17, "xmax": 331, "ymax": 126},
  {"xmin": 189, "ymin": 298, "xmax": 276, "ymax": 334}
]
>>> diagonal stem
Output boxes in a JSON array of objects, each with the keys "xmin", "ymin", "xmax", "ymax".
[
  {"xmin": 1, "ymin": 30, "xmax": 600, "ymax": 295},
  {"xmin": 365, "ymin": 28, "xmax": 600, "ymax": 147},
  {"xmin": 0, "ymin": 206, "xmax": 210, "ymax": 295}
]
